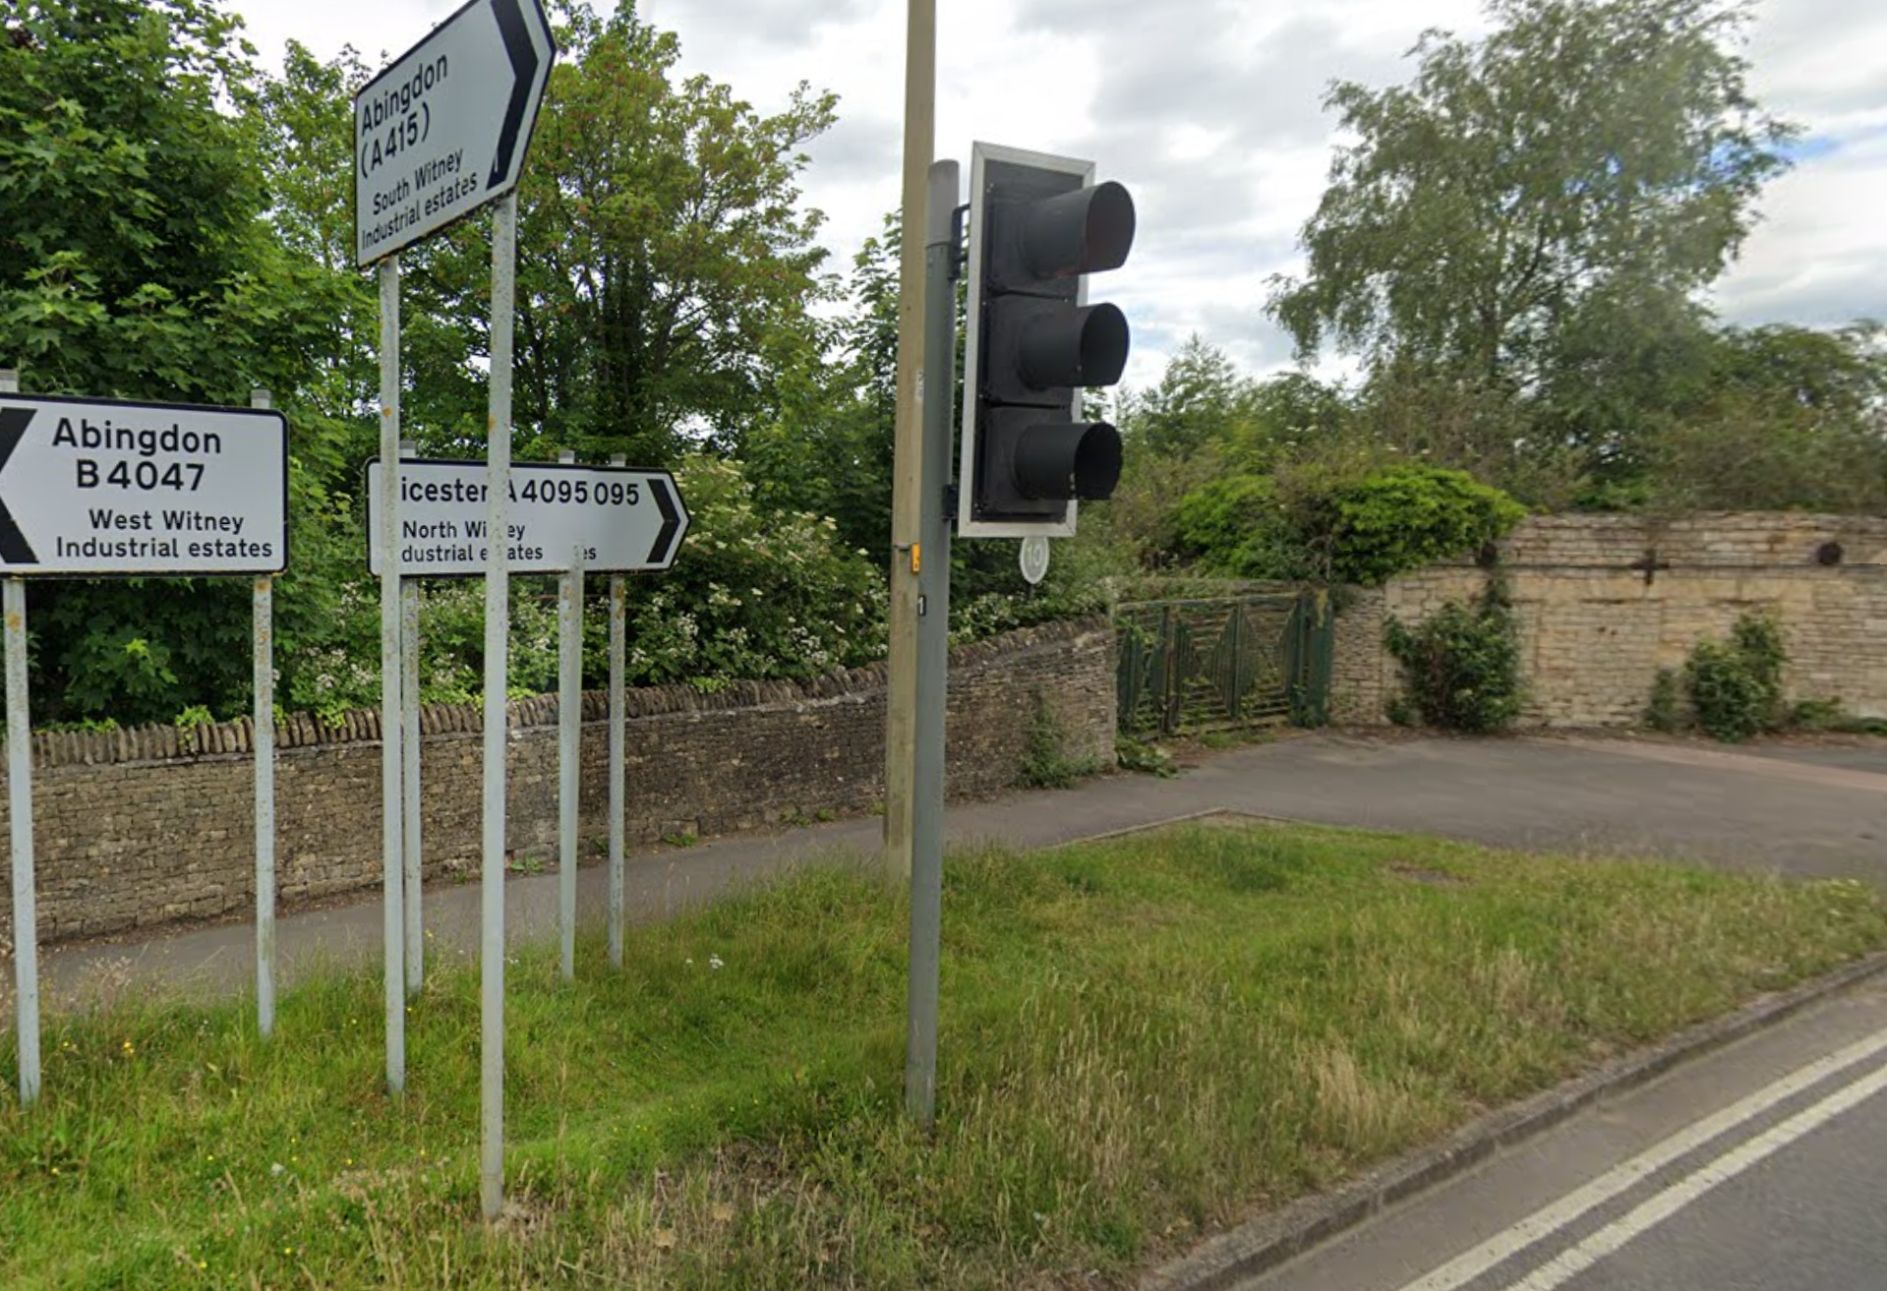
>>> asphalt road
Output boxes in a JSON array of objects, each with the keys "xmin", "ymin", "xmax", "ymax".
[{"xmin": 1238, "ymin": 980, "xmax": 1887, "ymax": 1291}]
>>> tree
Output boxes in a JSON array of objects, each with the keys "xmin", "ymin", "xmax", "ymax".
[
  {"xmin": 0, "ymin": 0, "xmax": 265, "ymax": 401},
  {"xmin": 1642, "ymin": 323, "xmax": 1887, "ymax": 511},
  {"xmin": 1269, "ymin": 0, "xmax": 1794, "ymax": 476},
  {"xmin": 738, "ymin": 214, "xmax": 898, "ymax": 556},
  {"xmin": 399, "ymin": 1, "xmax": 837, "ymax": 467},
  {"xmin": 0, "ymin": 0, "xmax": 376, "ymax": 723},
  {"xmin": 1123, "ymin": 336, "xmax": 1252, "ymax": 460}
]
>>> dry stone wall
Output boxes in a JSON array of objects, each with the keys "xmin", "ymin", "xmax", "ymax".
[
  {"xmin": 0, "ymin": 619, "xmax": 1116, "ymax": 946},
  {"xmin": 1331, "ymin": 513, "xmax": 1887, "ymax": 727}
]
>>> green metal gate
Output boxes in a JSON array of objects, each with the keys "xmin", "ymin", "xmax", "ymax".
[{"xmin": 1115, "ymin": 589, "xmax": 1333, "ymax": 737}]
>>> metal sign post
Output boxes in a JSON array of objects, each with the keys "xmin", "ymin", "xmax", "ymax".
[
  {"xmin": 480, "ymin": 190, "xmax": 518, "ymax": 1223},
  {"xmin": 401, "ymin": 441, "xmax": 424, "ymax": 997},
  {"xmin": 353, "ymin": 0, "xmax": 556, "ymax": 1221},
  {"xmin": 377, "ymin": 258, "xmax": 407, "ymax": 1096},
  {"xmin": 252, "ymin": 388, "xmax": 278, "ymax": 1041},
  {"xmin": 1, "ymin": 368, "xmax": 36, "ymax": 1106},
  {"xmin": 607, "ymin": 453, "xmax": 627, "ymax": 971},
  {"xmin": 556, "ymin": 452, "xmax": 581, "ymax": 983},
  {"xmin": 903, "ymin": 161, "xmax": 959, "ymax": 1127}
]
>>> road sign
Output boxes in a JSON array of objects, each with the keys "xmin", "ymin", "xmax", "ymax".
[
  {"xmin": 0, "ymin": 395, "xmax": 288, "ymax": 576},
  {"xmin": 366, "ymin": 458, "xmax": 687, "ymax": 576},
  {"xmin": 354, "ymin": 0, "xmax": 556, "ymax": 267},
  {"xmin": 1019, "ymin": 535, "xmax": 1050, "ymax": 585}
]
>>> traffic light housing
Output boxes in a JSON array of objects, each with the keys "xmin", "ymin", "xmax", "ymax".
[{"xmin": 957, "ymin": 144, "xmax": 1136, "ymax": 537}]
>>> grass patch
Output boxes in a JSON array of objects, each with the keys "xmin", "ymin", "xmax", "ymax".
[{"xmin": 2, "ymin": 823, "xmax": 1882, "ymax": 1288}]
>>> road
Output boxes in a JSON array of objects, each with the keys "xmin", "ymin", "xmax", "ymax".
[{"xmin": 1237, "ymin": 979, "xmax": 1887, "ymax": 1291}]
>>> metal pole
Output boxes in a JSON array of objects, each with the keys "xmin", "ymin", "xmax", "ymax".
[
  {"xmin": 904, "ymin": 161, "xmax": 959, "ymax": 1127},
  {"xmin": 401, "ymin": 440, "xmax": 423, "ymax": 996},
  {"xmin": 607, "ymin": 458, "xmax": 626, "ymax": 971},
  {"xmin": 480, "ymin": 191, "xmax": 518, "ymax": 1222},
  {"xmin": 377, "ymin": 257, "xmax": 407, "ymax": 1094},
  {"xmin": 556, "ymin": 452, "xmax": 581, "ymax": 983},
  {"xmin": 882, "ymin": 0, "xmax": 937, "ymax": 882},
  {"xmin": 1, "ymin": 367, "xmax": 38, "ymax": 1106},
  {"xmin": 251, "ymin": 387, "xmax": 277, "ymax": 1041}
]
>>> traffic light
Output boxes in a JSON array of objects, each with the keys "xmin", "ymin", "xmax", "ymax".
[{"xmin": 957, "ymin": 144, "xmax": 1136, "ymax": 538}]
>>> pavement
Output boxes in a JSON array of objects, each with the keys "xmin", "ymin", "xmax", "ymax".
[
  {"xmin": 30, "ymin": 729, "xmax": 1887, "ymax": 1014},
  {"xmin": 1232, "ymin": 977, "xmax": 1887, "ymax": 1291}
]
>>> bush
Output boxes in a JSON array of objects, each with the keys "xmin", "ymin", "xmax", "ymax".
[
  {"xmin": 1685, "ymin": 612, "xmax": 1786, "ymax": 743},
  {"xmin": 1313, "ymin": 465, "xmax": 1527, "ymax": 586},
  {"xmin": 1385, "ymin": 580, "xmax": 1524, "ymax": 733},
  {"xmin": 1173, "ymin": 463, "xmax": 1526, "ymax": 587},
  {"xmin": 1172, "ymin": 474, "xmax": 1287, "ymax": 577},
  {"xmin": 1644, "ymin": 667, "xmax": 1684, "ymax": 733},
  {"xmin": 1016, "ymin": 691, "xmax": 1104, "ymax": 789}
]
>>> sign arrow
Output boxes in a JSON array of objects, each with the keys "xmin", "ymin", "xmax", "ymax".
[
  {"xmin": 647, "ymin": 476, "xmax": 687, "ymax": 566},
  {"xmin": 489, "ymin": 0, "xmax": 541, "ymax": 189},
  {"xmin": 0, "ymin": 408, "xmax": 39, "ymax": 564}
]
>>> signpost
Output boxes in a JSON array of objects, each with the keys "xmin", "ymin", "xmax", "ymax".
[
  {"xmin": 250, "ymin": 389, "xmax": 279, "ymax": 1042},
  {"xmin": 365, "ymin": 459, "xmax": 689, "ymax": 577},
  {"xmin": 354, "ymin": 0, "xmax": 555, "ymax": 1177},
  {"xmin": 400, "ymin": 442, "xmax": 424, "ymax": 999},
  {"xmin": 557, "ymin": 449, "xmax": 582, "ymax": 982},
  {"xmin": 353, "ymin": 0, "xmax": 556, "ymax": 268},
  {"xmin": 0, "ymin": 382, "xmax": 289, "ymax": 1102}
]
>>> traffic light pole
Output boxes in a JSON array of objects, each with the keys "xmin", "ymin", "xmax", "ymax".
[
  {"xmin": 884, "ymin": 0, "xmax": 934, "ymax": 884},
  {"xmin": 904, "ymin": 159, "xmax": 960, "ymax": 1128}
]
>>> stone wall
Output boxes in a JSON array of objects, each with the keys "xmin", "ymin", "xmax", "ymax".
[
  {"xmin": 1331, "ymin": 513, "xmax": 1887, "ymax": 727},
  {"xmin": 0, "ymin": 619, "xmax": 1116, "ymax": 947}
]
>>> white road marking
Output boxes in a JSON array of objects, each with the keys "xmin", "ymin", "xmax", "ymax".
[
  {"xmin": 1395, "ymin": 1024, "xmax": 1887, "ymax": 1291},
  {"xmin": 1508, "ymin": 1058, "xmax": 1887, "ymax": 1289}
]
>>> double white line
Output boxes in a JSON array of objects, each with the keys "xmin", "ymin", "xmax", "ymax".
[{"xmin": 1400, "ymin": 1025, "xmax": 1887, "ymax": 1291}]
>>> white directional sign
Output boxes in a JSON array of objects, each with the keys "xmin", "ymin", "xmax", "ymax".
[
  {"xmin": 354, "ymin": 0, "xmax": 556, "ymax": 267},
  {"xmin": 367, "ymin": 459, "xmax": 689, "ymax": 577},
  {"xmin": 0, "ymin": 395, "xmax": 288, "ymax": 576}
]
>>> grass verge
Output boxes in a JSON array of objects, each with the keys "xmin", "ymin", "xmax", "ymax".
[{"xmin": 2, "ymin": 822, "xmax": 1883, "ymax": 1288}]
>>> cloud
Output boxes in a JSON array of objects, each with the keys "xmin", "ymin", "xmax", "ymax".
[
  {"xmin": 1715, "ymin": 131, "xmax": 1887, "ymax": 328},
  {"xmin": 229, "ymin": 0, "xmax": 1887, "ymax": 382}
]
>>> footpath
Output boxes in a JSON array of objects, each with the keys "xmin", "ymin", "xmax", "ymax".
[{"xmin": 36, "ymin": 729, "xmax": 1887, "ymax": 1011}]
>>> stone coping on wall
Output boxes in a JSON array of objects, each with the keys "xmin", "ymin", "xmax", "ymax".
[
  {"xmin": 17, "ymin": 617, "xmax": 1110, "ymax": 771},
  {"xmin": 1467, "ymin": 512, "xmax": 1887, "ymax": 572}
]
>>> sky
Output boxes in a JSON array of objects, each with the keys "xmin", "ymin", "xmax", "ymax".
[{"xmin": 237, "ymin": 0, "xmax": 1887, "ymax": 389}]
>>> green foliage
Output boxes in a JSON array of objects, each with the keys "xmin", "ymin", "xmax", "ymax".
[
  {"xmin": 1644, "ymin": 668, "xmax": 1685, "ymax": 733},
  {"xmin": 1385, "ymin": 580, "xmax": 1525, "ymax": 732},
  {"xmin": 1640, "ymin": 324, "xmax": 1887, "ymax": 512},
  {"xmin": 1271, "ymin": 0, "xmax": 1790, "ymax": 376},
  {"xmin": 1684, "ymin": 611, "xmax": 1786, "ymax": 742},
  {"xmin": 1175, "ymin": 464, "xmax": 1525, "ymax": 587},
  {"xmin": 1314, "ymin": 465, "xmax": 1527, "ymax": 585},
  {"xmin": 398, "ymin": 3, "xmax": 838, "ymax": 466},
  {"xmin": 1172, "ymin": 474, "xmax": 1287, "ymax": 578},
  {"xmin": 1789, "ymin": 700, "xmax": 1887, "ymax": 737},
  {"xmin": 612, "ymin": 457, "xmax": 886, "ymax": 686},
  {"xmin": 1268, "ymin": 0, "xmax": 1796, "ymax": 500},
  {"xmin": 1115, "ymin": 736, "xmax": 1177, "ymax": 778},
  {"xmin": 1016, "ymin": 691, "xmax": 1104, "ymax": 790}
]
